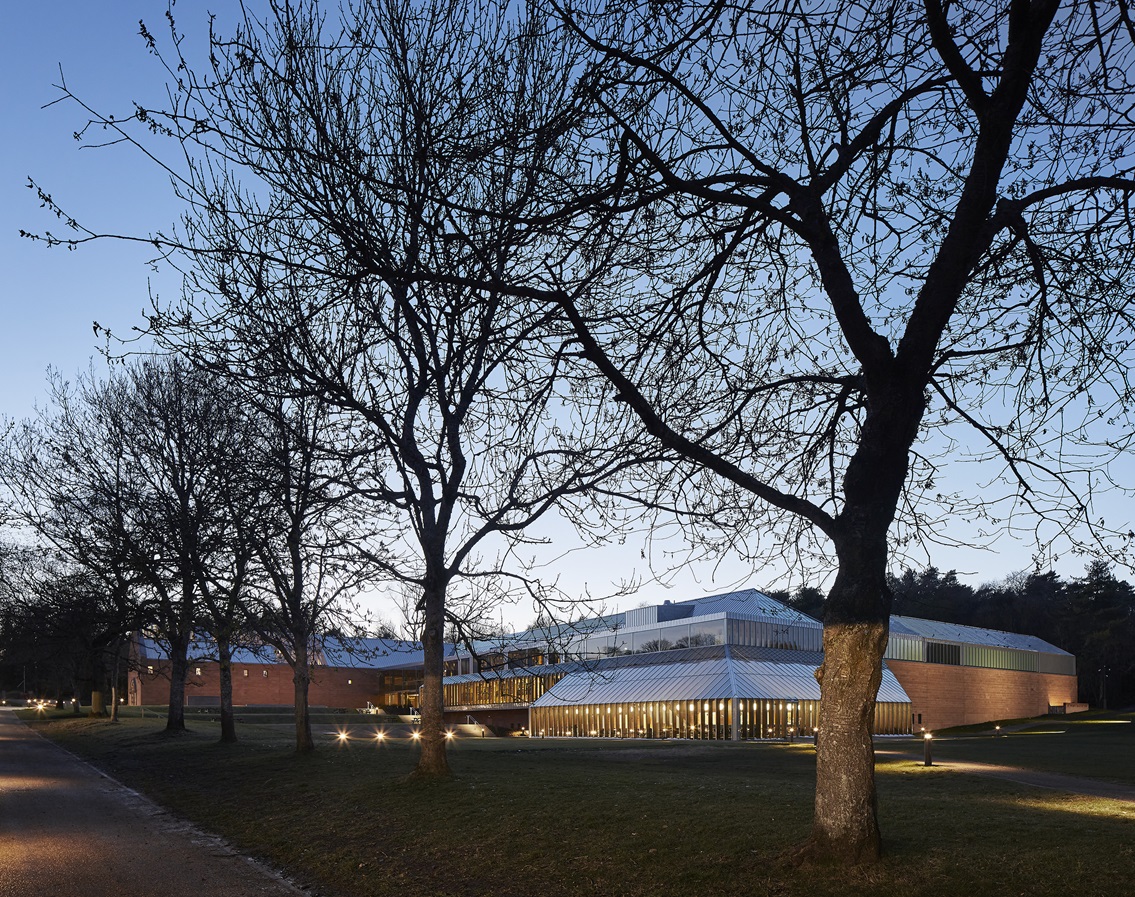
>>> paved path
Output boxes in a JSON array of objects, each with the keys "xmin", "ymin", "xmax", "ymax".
[
  {"xmin": 0, "ymin": 710, "xmax": 311, "ymax": 897},
  {"xmin": 875, "ymin": 744, "xmax": 1135, "ymax": 803}
]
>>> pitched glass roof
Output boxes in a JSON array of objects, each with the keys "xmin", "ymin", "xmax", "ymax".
[{"xmin": 528, "ymin": 645, "xmax": 909, "ymax": 707}]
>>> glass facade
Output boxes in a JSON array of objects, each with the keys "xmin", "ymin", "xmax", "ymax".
[
  {"xmin": 438, "ymin": 597, "xmax": 1069, "ymax": 742},
  {"xmin": 886, "ymin": 634, "xmax": 1071, "ymax": 674},
  {"xmin": 530, "ymin": 698, "xmax": 910, "ymax": 740},
  {"xmin": 444, "ymin": 670, "xmax": 567, "ymax": 709}
]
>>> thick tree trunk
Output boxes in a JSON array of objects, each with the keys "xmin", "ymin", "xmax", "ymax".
[
  {"xmin": 797, "ymin": 382, "xmax": 916, "ymax": 864},
  {"xmin": 166, "ymin": 637, "xmax": 189, "ymax": 733},
  {"xmin": 293, "ymin": 641, "xmax": 314, "ymax": 753},
  {"xmin": 217, "ymin": 639, "xmax": 237, "ymax": 743},
  {"xmin": 807, "ymin": 618, "xmax": 889, "ymax": 863},
  {"xmin": 414, "ymin": 581, "xmax": 450, "ymax": 778}
]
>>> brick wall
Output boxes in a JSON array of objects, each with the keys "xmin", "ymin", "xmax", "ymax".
[
  {"xmin": 887, "ymin": 659, "xmax": 1078, "ymax": 731},
  {"xmin": 129, "ymin": 660, "xmax": 386, "ymax": 709}
]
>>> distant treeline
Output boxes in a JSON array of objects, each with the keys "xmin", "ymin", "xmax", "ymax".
[{"xmin": 769, "ymin": 560, "xmax": 1135, "ymax": 710}]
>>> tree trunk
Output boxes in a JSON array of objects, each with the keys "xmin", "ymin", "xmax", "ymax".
[
  {"xmin": 217, "ymin": 638, "xmax": 237, "ymax": 743},
  {"xmin": 109, "ymin": 644, "xmax": 121, "ymax": 722},
  {"xmin": 805, "ymin": 618, "xmax": 889, "ymax": 863},
  {"xmin": 797, "ymin": 388, "xmax": 914, "ymax": 864},
  {"xmin": 292, "ymin": 640, "xmax": 314, "ymax": 753},
  {"xmin": 414, "ymin": 581, "xmax": 450, "ymax": 778},
  {"xmin": 166, "ymin": 637, "xmax": 189, "ymax": 733}
]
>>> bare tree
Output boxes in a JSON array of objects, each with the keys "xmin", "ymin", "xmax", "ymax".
[
  {"xmin": 241, "ymin": 392, "xmax": 375, "ymax": 753},
  {"xmin": 527, "ymin": 0, "xmax": 1135, "ymax": 863},
  {"xmin": 0, "ymin": 548, "xmax": 130, "ymax": 715},
  {"xmin": 120, "ymin": 357, "xmax": 262, "ymax": 734},
  {"xmin": 29, "ymin": 0, "xmax": 644, "ymax": 775},
  {"xmin": 186, "ymin": 398, "xmax": 260, "ymax": 744},
  {"xmin": 26, "ymin": 0, "xmax": 1130, "ymax": 861},
  {"xmin": 1, "ymin": 370, "xmax": 147, "ymax": 716}
]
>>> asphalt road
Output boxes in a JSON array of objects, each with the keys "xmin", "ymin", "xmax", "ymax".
[{"xmin": 0, "ymin": 710, "xmax": 310, "ymax": 897}]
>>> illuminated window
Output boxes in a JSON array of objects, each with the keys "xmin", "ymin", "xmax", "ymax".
[
  {"xmin": 147, "ymin": 665, "xmax": 154, "ymax": 675},
  {"xmin": 263, "ymin": 670, "xmax": 269, "ymax": 678},
  {"xmin": 195, "ymin": 667, "xmax": 202, "ymax": 676},
  {"xmin": 348, "ymin": 679, "xmax": 353, "ymax": 685},
  {"xmin": 243, "ymin": 670, "xmax": 248, "ymax": 678}
]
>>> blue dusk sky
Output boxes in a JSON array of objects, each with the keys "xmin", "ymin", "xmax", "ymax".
[{"xmin": 1, "ymin": 2, "xmax": 1129, "ymax": 627}]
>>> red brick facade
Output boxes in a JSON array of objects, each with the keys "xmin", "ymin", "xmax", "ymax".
[
  {"xmin": 887, "ymin": 659, "xmax": 1078, "ymax": 731},
  {"xmin": 128, "ymin": 659, "xmax": 386, "ymax": 709}
]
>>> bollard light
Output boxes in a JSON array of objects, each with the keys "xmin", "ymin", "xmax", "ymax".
[{"xmin": 923, "ymin": 731, "xmax": 933, "ymax": 767}]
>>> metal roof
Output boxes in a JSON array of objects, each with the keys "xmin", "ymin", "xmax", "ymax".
[
  {"xmin": 138, "ymin": 637, "xmax": 274, "ymax": 665},
  {"xmin": 137, "ymin": 636, "xmax": 449, "ymax": 670},
  {"xmin": 317, "ymin": 637, "xmax": 456, "ymax": 670},
  {"xmin": 889, "ymin": 615, "xmax": 1071, "ymax": 655},
  {"xmin": 529, "ymin": 645, "xmax": 909, "ymax": 707},
  {"xmin": 454, "ymin": 589, "xmax": 817, "ymax": 660},
  {"xmin": 464, "ymin": 611, "xmax": 626, "ymax": 655},
  {"xmin": 674, "ymin": 588, "xmax": 818, "ymax": 624}
]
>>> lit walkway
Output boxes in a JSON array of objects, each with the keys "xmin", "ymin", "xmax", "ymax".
[
  {"xmin": 0, "ymin": 710, "xmax": 307, "ymax": 897},
  {"xmin": 876, "ymin": 744, "xmax": 1135, "ymax": 803}
]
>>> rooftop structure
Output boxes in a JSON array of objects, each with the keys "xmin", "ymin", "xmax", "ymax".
[
  {"xmin": 128, "ymin": 589, "xmax": 1079, "ymax": 733},
  {"xmin": 444, "ymin": 588, "xmax": 1078, "ymax": 737}
]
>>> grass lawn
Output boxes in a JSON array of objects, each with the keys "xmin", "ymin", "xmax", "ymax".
[
  {"xmin": 928, "ymin": 710, "xmax": 1135, "ymax": 785},
  {"xmin": 22, "ymin": 708, "xmax": 1135, "ymax": 897}
]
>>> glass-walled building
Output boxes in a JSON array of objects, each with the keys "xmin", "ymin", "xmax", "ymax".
[
  {"xmin": 526, "ymin": 645, "xmax": 911, "ymax": 740},
  {"xmin": 443, "ymin": 589, "xmax": 911, "ymax": 739},
  {"xmin": 441, "ymin": 587, "xmax": 1078, "ymax": 739}
]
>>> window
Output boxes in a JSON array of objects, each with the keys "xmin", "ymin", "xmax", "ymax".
[
  {"xmin": 263, "ymin": 670, "xmax": 269, "ymax": 678},
  {"xmin": 926, "ymin": 642, "xmax": 961, "ymax": 665},
  {"xmin": 688, "ymin": 619, "xmax": 724, "ymax": 647},
  {"xmin": 348, "ymin": 679, "xmax": 353, "ymax": 685},
  {"xmin": 147, "ymin": 665, "xmax": 154, "ymax": 675},
  {"xmin": 195, "ymin": 667, "xmax": 202, "ymax": 676},
  {"xmin": 243, "ymin": 670, "xmax": 248, "ymax": 678}
]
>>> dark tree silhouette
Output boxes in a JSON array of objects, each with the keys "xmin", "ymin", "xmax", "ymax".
[
  {"xmin": 26, "ymin": 0, "xmax": 1135, "ymax": 861},
  {"xmin": 533, "ymin": 0, "xmax": 1135, "ymax": 862},
  {"xmin": 33, "ymin": 0, "xmax": 643, "ymax": 775},
  {"xmin": 241, "ymin": 393, "xmax": 375, "ymax": 753}
]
